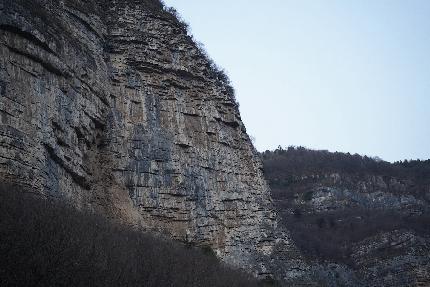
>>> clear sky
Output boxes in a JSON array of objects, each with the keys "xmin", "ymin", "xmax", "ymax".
[{"xmin": 163, "ymin": 0, "xmax": 430, "ymax": 162}]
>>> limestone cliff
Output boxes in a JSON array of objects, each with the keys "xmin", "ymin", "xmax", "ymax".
[{"xmin": 0, "ymin": 0, "xmax": 307, "ymax": 283}]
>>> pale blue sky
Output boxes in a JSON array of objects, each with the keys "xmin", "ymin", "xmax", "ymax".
[{"xmin": 163, "ymin": 0, "xmax": 430, "ymax": 162}]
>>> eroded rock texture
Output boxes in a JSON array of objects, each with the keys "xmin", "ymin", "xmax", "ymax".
[{"xmin": 0, "ymin": 0, "xmax": 308, "ymax": 283}]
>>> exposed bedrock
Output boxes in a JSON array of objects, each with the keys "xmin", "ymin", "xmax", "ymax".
[{"xmin": 0, "ymin": 0, "xmax": 311, "ymax": 284}]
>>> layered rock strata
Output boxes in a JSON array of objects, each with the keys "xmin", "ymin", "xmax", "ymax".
[{"xmin": 0, "ymin": 0, "xmax": 307, "ymax": 282}]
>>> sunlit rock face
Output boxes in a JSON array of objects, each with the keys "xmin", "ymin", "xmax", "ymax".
[{"xmin": 0, "ymin": 0, "xmax": 310, "ymax": 283}]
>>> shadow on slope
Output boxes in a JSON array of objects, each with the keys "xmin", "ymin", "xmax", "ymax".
[{"xmin": 0, "ymin": 185, "xmax": 259, "ymax": 287}]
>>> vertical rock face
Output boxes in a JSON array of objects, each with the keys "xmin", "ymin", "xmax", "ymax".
[{"xmin": 0, "ymin": 0, "xmax": 283, "ymax": 278}]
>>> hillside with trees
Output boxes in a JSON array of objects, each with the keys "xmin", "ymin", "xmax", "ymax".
[
  {"xmin": 261, "ymin": 147, "xmax": 430, "ymax": 286},
  {"xmin": 0, "ymin": 185, "xmax": 260, "ymax": 287}
]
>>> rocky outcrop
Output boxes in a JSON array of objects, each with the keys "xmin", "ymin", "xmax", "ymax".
[
  {"xmin": 351, "ymin": 230, "xmax": 430, "ymax": 287},
  {"xmin": 262, "ymin": 148, "xmax": 430, "ymax": 286},
  {"xmin": 0, "ymin": 0, "xmax": 312, "ymax": 284},
  {"xmin": 296, "ymin": 174, "xmax": 429, "ymax": 215}
]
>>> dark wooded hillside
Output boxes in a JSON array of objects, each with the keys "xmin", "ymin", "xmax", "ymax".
[
  {"xmin": 0, "ymin": 185, "xmax": 259, "ymax": 287},
  {"xmin": 261, "ymin": 147, "xmax": 430, "ymax": 264}
]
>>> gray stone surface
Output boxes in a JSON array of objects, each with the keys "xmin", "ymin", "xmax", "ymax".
[{"xmin": 0, "ymin": 1, "xmax": 312, "ymax": 285}]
